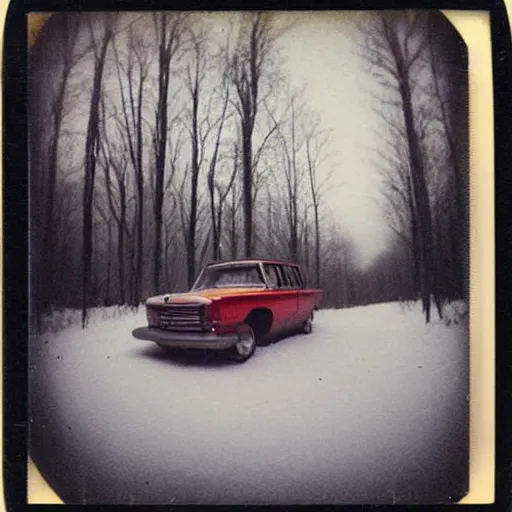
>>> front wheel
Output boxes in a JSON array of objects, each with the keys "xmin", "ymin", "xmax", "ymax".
[{"xmin": 230, "ymin": 324, "xmax": 257, "ymax": 363}]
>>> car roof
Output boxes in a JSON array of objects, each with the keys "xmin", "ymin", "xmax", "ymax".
[{"xmin": 206, "ymin": 259, "xmax": 299, "ymax": 268}]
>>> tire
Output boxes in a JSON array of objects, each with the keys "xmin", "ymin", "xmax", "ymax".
[
  {"xmin": 230, "ymin": 324, "xmax": 257, "ymax": 363},
  {"xmin": 302, "ymin": 312, "xmax": 314, "ymax": 334}
]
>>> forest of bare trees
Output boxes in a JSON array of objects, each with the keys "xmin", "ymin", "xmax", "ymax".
[
  {"xmin": 358, "ymin": 11, "xmax": 469, "ymax": 322},
  {"xmin": 29, "ymin": 11, "xmax": 469, "ymax": 328}
]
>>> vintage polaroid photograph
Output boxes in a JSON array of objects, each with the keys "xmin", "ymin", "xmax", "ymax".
[{"xmin": 27, "ymin": 10, "xmax": 473, "ymax": 505}]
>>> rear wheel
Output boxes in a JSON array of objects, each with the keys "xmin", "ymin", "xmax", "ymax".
[
  {"xmin": 302, "ymin": 312, "xmax": 314, "ymax": 334},
  {"xmin": 230, "ymin": 324, "xmax": 257, "ymax": 363}
]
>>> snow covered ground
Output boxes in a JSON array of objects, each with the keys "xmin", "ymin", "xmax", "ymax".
[{"xmin": 29, "ymin": 302, "xmax": 469, "ymax": 505}]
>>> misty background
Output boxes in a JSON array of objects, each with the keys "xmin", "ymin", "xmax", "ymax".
[{"xmin": 28, "ymin": 11, "xmax": 469, "ymax": 327}]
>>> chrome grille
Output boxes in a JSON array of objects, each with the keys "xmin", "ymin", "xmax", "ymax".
[{"xmin": 151, "ymin": 304, "xmax": 204, "ymax": 331}]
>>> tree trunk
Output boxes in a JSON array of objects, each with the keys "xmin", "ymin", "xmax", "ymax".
[
  {"xmin": 428, "ymin": 16, "xmax": 467, "ymax": 300},
  {"xmin": 42, "ymin": 87, "xmax": 65, "ymax": 314},
  {"xmin": 209, "ymin": 185, "xmax": 218, "ymax": 261},
  {"xmin": 407, "ymin": 174, "xmax": 420, "ymax": 297},
  {"xmin": 187, "ymin": 166, "xmax": 199, "ymax": 286},
  {"xmin": 399, "ymin": 70, "xmax": 434, "ymax": 322},
  {"xmin": 187, "ymin": 84, "xmax": 200, "ymax": 287},
  {"xmin": 128, "ymin": 239, "xmax": 136, "ymax": 306},
  {"xmin": 113, "ymin": 28, "xmax": 147, "ymax": 306},
  {"xmin": 153, "ymin": 16, "xmax": 173, "ymax": 295},
  {"xmin": 216, "ymin": 205, "xmax": 224, "ymax": 261},
  {"xmin": 231, "ymin": 184, "xmax": 237, "ymax": 260},
  {"xmin": 304, "ymin": 224, "xmax": 309, "ymax": 271},
  {"xmin": 105, "ymin": 219, "xmax": 112, "ymax": 306},
  {"xmin": 153, "ymin": 64, "xmax": 169, "ymax": 293},
  {"xmin": 313, "ymin": 202, "xmax": 321, "ymax": 289},
  {"xmin": 82, "ymin": 26, "xmax": 112, "ymax": 327},
  {"xmin": 118, "ymin": 210, "xmax": 126, "ymax": 304},
  {"xmin": 135, "ymin": 80, "xmax": 144, "ymax": 306},
  {"xmin": 242, "ymin": 127, "xmax": 253, "ymax": 257},
  {"xmin": 384, "ymin": 23, "xmax": 434, "ymax": 322},
  {"xmin": 38, "ymin": 15, "xmax": 79, "ymax": 319}
]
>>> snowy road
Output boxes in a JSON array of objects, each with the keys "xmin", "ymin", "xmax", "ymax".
[{"xmin": 29, "ymin": 303, "xmax": 469, "ymax": 504}]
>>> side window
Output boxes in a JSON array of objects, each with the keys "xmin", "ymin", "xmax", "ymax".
[
  {"xmin": 264, "ymin": 264, "xmax": 279, "ymax": 288},
  {"xmin": 284, "ymin": 266, "xmax": 299, "ymax": 289},
  {"xmin": 292, "ymin": 267, "xmax": 304, "ymax": 288},
  {"xmin": 275, "ymin": 265, "xmax": 289, "ymax": 288}
]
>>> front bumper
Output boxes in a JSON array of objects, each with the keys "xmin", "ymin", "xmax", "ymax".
[{"xmin": 132, "ymin": 326, "xmax": 239, "ymax": 350}]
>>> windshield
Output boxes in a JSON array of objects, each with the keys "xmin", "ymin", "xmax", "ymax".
[{"xmin": 192, "ymin": 265, "xmax": 266, "ymax": 291}]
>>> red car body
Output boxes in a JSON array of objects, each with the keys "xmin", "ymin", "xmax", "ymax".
[{"xmin": 132, "ymin": 259, "xmax": 322, "ymax": 362}]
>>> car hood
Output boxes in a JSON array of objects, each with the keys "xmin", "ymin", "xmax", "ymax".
[{"xmin": 146, "ymin": 288, "xmax": 266, "ymax": 305}]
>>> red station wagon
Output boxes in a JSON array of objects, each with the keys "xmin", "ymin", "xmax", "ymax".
[{"xmin": 132, "ymin": 259, "xmax": 323, "ymax": 362}]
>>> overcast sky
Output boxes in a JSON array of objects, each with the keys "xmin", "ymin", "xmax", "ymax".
[{"xmin": 279, "ymin": 14, "xmax": 391, "ymax": 267}]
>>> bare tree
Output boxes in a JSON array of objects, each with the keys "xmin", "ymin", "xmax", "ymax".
[
  {"xmin": 229, "ymin": 13, "xmax": 284, "ymax": 257},
  {"xmin": 50, "ymin": 178, "xmax": 82, "ymax": 307},
  {"xmin": 209, "ymin": 146, "xmax": 237, "ymax": 261},
  {"xmin": 206, "ymin": 78, "xmax": 233, "ymax": 260},
  {"xmin": 95, "ymin": 204, "xmax": 113, "ymax": 305},
  {"xmin": 304, "ymin": 113, "xmax": 332, "ymax": 289},
  {"xmin": 98, "ymin": 101, "xmax": 134, "ymax": 305},
  {"xmin": 426, "ymin": 12, "xmax": 469, "ymax": 301},
  {"xmin": 176, "ymin": 166, "xmax": 191, "ymax": 263},
  {"xmin": 37, "ymin": 13, "xmax": 82, "ymax": 318},
  {"xmin": 112, "ymin": 17, "xmax": 151, "ymax": 305},
  {"xmin": 228, "ymin": 177, "xmax": 243, "ymax": 260},
  {"xmin": 82, "ymin": 14, "xmax": 115, "ymax": 327},
  {"xmin": 182, "ymin": 22, "xmax": 212, "ymax": 287},
  {"xmin": 152, "ymin": 12, "xmax": 186, "ymax": 293},
  {"xmin": 272, "ymin": 91, "xmax": 306, "ymax": 262},
  {"xmin": 372, "ymin": 126, "xmax": 420, "ymax": 299},
  {"xmin": 358, "ymin": 11, "xmax": 436, "ymax": 322}
]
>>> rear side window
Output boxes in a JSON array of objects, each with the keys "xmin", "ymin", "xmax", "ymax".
[
  {"xmin": 264, "ymin": 264, "xmax": 303, "ymax": 289},
  {"xmin": 264, "ymin": 264, "xmax": 280, "ymax": 288},
  {"xmin": 273, "ymin": 265, "xmax": 300, "ymax": 289},
  {"xmin": 291, "ymin": 267, "xmax": 304, "ymax": 288},
  {"xmin": 276, "ymin": 265, "xmax": 291, "ymax": 288},
  {"xmin": 284, "ymin": 266, "xmax": 300, "ymax": 288}
]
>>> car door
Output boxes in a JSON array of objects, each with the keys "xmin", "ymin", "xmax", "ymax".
[
  {"xmin": 293, "ymin": 266, "xmax": 316, "ymax": 325},
  {"xmin": 278, "ymin": 265, "xmax": 300, "ymax": 330},
  {"xmin": 264, "ymin": 264, "xmax": 298, "ymax": 333}
]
